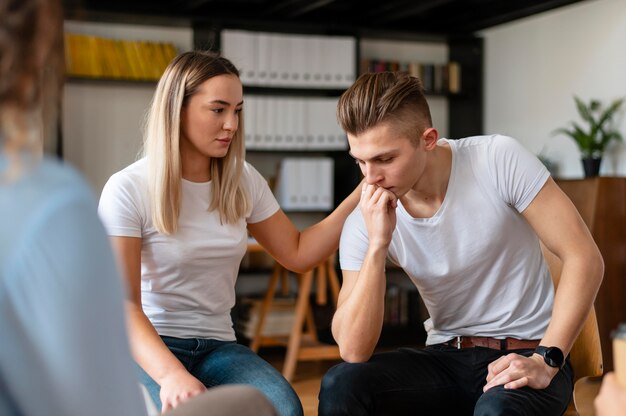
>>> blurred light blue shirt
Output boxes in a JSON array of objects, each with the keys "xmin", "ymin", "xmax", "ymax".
[{"xmin": 0, "ymin": 156, "xmax": 147, "ymax": 416}]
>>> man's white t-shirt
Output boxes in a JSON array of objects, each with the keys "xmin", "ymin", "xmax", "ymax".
[
  {"xmin": 340, "ymin": 135, "xmax": 553, "ymax": 346},
  {"xmin": 98, "ymin": 158, "xmax": 279, "ymax": 341}
]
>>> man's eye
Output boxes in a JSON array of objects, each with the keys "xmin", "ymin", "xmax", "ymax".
[{"xmin": 235, "ymin": 108, "xmax": 243, "ymax": 114}]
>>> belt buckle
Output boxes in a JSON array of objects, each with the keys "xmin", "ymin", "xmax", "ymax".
[{"xmin": 456, "ymin": 336, "xmax": 462, "ymax": 349}]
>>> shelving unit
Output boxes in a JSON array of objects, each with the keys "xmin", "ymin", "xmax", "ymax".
[
  {"xmin": 61, "ymin": 20, "xmax": 194, "ymax": 193},
  {"xmin": 359, "ymin": 34, "xmax": 483, "ymax": 139},
  {"xmin": 193, "ymin": 25, "xmax": 362, "ymax": 225},
  {"xmin": 61, "ymin": 14, "xmax": 485, "ymax": 351}
]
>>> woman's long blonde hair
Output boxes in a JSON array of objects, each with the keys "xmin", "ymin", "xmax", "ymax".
[{"xmin": 144, "ymin": 51, "xmax": 250, "ymax": 234}]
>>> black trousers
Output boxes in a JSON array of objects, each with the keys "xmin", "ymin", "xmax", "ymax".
[{"xmin": 318, "ymin": 344, "xmax": 573, "ymax": 416}]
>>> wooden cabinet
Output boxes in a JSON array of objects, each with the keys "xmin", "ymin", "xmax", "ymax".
[{"xmin": 556, "ymin": 177, "xmax": 626, "ymax": 372}]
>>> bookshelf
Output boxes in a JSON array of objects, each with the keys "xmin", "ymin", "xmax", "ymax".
[
  {"xmin": 61, "ymin": 20, "xmax": 194, "ymax": 193},
  {"xmin": 194, "ymin": 25, "xmax": 362, "ymax": 224},
  {"xmin": 64, "ymin": 33, "xmax": 178, "ymax": 81},
  {"xmin": 359, "ymin": 34, "xmax": 483, "ymax": 139},
  {"xmin": 61, "ymin": 16, "xmax": 484, "ymax": 351}
]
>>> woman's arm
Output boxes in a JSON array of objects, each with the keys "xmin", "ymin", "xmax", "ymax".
[
  {"xmin": 247, "ymin": 181, "xmax": 362, "ymax": 273},
  {"xmin": 110, "ymin": 236, "xmax": 206, "ymax": 412}
]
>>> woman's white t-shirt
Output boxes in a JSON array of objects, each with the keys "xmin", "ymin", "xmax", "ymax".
[
  {"xmin": 99, "ymin": 158, "xmax": 279, "ymax": 341},
  {"xmin": 340, "ymin": 135, "xmax": 553, "ymax": 346}
]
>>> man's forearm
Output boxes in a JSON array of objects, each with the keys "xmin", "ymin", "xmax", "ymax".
[
  {"xmin": 332, "ymin": 245, "xmax": 389, "ymax": 362},
  {"xmin": 539, "ymin": 250, "xmax": 603, "ymax": 357}
]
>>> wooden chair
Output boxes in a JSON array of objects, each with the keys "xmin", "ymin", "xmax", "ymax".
[
  {"xmin": 541, "ymin": 244, "xmax": 603, "ymax": 416},
  {"xmin": 249, "ymin": 253, "xmax": 342, "ymax": 382}
]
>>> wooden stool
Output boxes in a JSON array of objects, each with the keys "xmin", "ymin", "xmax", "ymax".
[{"xmin": 249, "ymin": 253, "xmax": 342, "ymax": 382}]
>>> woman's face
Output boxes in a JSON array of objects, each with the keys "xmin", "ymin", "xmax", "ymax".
[{"xmin": 180, "ymin": 74, "xmax": 243, "ymax": 161}]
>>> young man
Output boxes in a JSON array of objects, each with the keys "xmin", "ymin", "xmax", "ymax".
[{"xmin": 318, "ymin": 71, "xmax": 604, "ymax": 415}]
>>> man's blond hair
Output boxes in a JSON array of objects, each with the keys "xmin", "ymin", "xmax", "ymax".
[{"xmin": 337, "ymin": 71, "xmax": 432, "ymax": 144}]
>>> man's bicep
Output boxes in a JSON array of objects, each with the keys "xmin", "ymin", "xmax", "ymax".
[{"xmin": 522, "ymin": 178, "xmax": 593, "ymax": 259}]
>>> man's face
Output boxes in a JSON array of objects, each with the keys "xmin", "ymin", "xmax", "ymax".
[{"xmin": 348, "ymin": 121, "xmax": 425, "ymax": 198}]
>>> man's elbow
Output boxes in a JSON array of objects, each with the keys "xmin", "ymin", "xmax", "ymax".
[{"xmin": 338, "ymin": 344, "xmax": 373, "ymax": 363}]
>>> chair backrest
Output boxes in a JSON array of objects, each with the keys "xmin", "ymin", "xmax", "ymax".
[{"xmin": 541, "ymin": 243, "xmax": 603, "ymax": 380}]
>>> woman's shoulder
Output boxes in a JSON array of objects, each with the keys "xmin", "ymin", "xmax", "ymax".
[
  {"xmin": 242, "ymin": 160, "xmax": 260, "ymax": 176},
  {"xmin": 102, "ymin": 158, "xmax": 148, "ymax": 195},
  {"xmin": 108, "ymin": 158, "xmax": 147, "ymax": 183},
  {"xmin": 241, "ymin": 160, "xmax": 267, "ymax": 185}
]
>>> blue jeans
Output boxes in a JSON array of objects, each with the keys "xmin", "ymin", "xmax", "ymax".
[
  {"xmin": 319, "ymin": 344, "xmax": 573, "ymax": 415},
  {"xmin": 138, "ymin": 336, "xmax": 303, "ymax": 416}
]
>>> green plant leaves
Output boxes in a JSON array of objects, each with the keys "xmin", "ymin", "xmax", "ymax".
[{"xmin": 553, "ymin": 96, "xmax": 624, "ymax": 158}]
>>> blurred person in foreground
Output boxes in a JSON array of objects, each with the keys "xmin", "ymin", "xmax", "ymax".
[{"xmin": 0, "ymin": 0, "xmax": 275, "ymax": 415}]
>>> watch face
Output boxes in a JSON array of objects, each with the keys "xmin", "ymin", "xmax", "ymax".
[{"xmin": 544, "ymin": 347, "xmax": 565, "ymax": 368}]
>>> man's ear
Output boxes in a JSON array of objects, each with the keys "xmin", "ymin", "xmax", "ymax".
[{"xmin": 421, "ymin": 127, "xmax": 439, "ymax": 150}]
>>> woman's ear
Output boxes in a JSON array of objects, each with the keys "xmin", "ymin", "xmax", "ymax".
[{"xmin": 421, "ymin": 127, "xmax": 439, "ymax": 150}]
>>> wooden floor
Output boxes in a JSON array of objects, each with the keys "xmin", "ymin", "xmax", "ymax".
[{"xmin": 262, "ymin": 349, "xmax": 341, "ymax": 416}]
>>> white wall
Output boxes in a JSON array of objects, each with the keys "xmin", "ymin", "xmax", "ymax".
[
  {"xmin": 482, "ymin": 0, "xmax": 626, "ymax": 178},
  {"xmin": 62, "ymin": 21, "xmax": 193, "ymax": 193}
]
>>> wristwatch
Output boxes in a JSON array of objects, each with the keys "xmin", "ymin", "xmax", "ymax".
[{"xmin": 534, "ymin": 346, "xmax": 565, "ymax": 369}]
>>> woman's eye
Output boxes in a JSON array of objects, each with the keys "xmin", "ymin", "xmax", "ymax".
[
  {"xmin": 211, "ymin": 108, "xmax": 224, "ymax": 113},
  {"xmin": 235, "ymin": 108, "xmax": 243, "ymax": 114}
]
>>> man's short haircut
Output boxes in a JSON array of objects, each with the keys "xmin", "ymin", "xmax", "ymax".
[{"xmin": 337, "ymin": 71, "xmax": 433, "ymax": 142}]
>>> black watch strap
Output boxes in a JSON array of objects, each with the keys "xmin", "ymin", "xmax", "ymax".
[{"xmin": 534, "ymin": 345, "xmax": 565, "ymax": 369}]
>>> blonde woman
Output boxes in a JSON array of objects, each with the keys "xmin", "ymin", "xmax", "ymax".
[{"xmin": 98, "ymin": 51, "xmax": 360, "ymax": 415}]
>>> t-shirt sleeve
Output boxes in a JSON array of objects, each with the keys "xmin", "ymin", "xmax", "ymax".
[
  {"xmin": 339, "ymin": 208, "xmax": 370, "ymax": 271},
  {"xmin": 245, "ymin": 163, "xmax": 280, "ymax": 224},
  {"xmin": 98, "ymin": 170, "xmax": 144, "ymax": 238},
  {"xmin": 1, "ymin": 187, "xmax": 147, "ymax": 416},
  {"xmin": 488, "ymin": 135, "xmax": 550, "ymax": 213}
]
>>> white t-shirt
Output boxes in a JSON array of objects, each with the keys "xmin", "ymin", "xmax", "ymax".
[
  {"xmin": 340, "ymin": 135, "xmax": 553, "ymax": 346},
  {"xmin": 98, "ymin": 158, "xmax": 279, "ymax": 341}
]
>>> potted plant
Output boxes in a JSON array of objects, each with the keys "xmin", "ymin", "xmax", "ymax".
[{"xmin": 553, "ymin": 96, "xmax": 624, "ymax": 177}]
